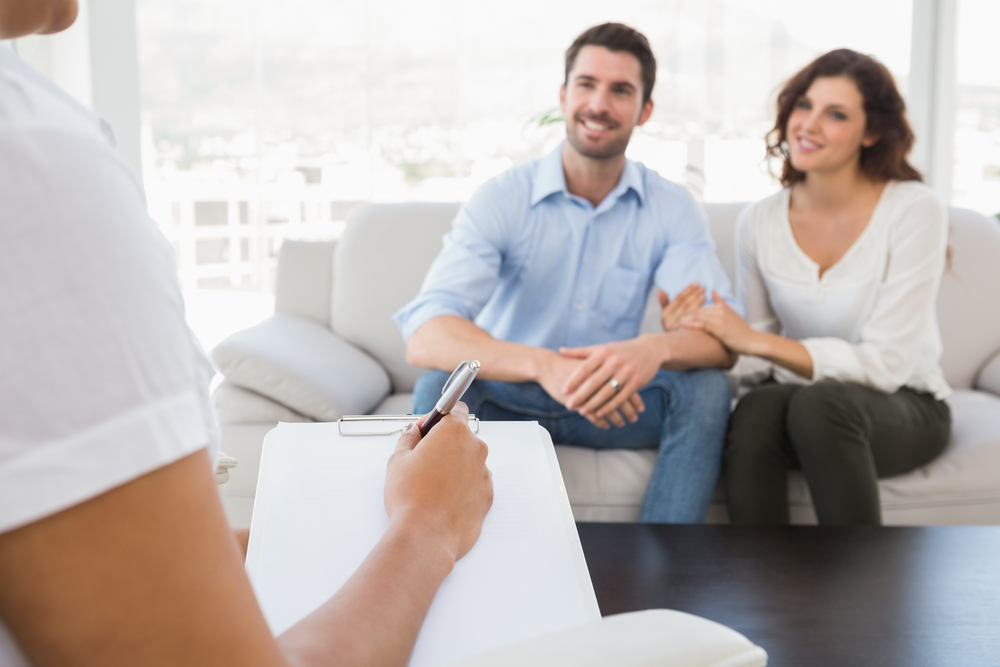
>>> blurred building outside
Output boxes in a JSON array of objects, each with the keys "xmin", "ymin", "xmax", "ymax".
[{"xmin": 15, "ymin": 0, "xmax": 1000, "ymax": 352}]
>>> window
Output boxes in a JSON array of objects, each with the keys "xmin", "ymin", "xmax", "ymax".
[
  {"xmin": 135, "ymin": 0, "xmax": 914, "ymax": 347},
  {"xmin": 952, "ymin": 0, "xmax": 1000, "ymax": 219}
]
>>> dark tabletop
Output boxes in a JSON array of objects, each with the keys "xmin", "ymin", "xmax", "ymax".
[{"xmin": 577, "ymin": 523, "xmax": 1000, "ymax": 667}]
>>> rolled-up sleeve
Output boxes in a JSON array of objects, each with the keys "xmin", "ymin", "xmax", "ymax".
[
  {"xmin": 653, "ymin": 195, "xmax": 741, "ymax": 315},
  {"xmin": 393, "ymin": 179, "xmax": 513, "ymax": 341}
]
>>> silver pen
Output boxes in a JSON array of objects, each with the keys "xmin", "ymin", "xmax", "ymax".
[{"xmin": 419, "ymin": 360, "xmax": 480, "ymax": 437}]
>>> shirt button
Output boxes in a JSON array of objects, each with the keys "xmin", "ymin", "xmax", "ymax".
[
  {"xmin": 576, "ymin": 304, "xmax": 583, "ymax": 311},
  {"xmin": 582, "ymin": 256, "xmax": 588, "ymax": 263}
]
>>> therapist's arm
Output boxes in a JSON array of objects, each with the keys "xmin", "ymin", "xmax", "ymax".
[{"xmin": 0, "ymin": 407, "xmax": 491, "ymax": 667}]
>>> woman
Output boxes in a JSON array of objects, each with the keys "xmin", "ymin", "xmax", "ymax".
[
  {"xmin": 0, "ymin": 2, "xmax": 492, "ymax": 665},
  {"xmin": 676, "ymin": 49, "xmax": 952, "ymax": 525}
]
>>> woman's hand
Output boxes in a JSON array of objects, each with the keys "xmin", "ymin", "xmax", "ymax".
[
  {"xmin": 384, "ymin": 402, "xmax": 493, "ymax": 562},
  {"xmin": 659, "ymin": 284, "xmax": 705, "ymax": 331},
  {"xmin": 679, "ymin": 290, "xmax": 757, "ymax": 354}
]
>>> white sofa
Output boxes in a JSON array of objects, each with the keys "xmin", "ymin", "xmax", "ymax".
[{"xmin": 212, "ymin": 202, "xmax": 1000, "ymax": 528}]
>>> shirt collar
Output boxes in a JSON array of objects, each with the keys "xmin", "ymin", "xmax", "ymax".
[{"xmin": 529, "ymin": 142, "xmax": 646, "ymax": 208}]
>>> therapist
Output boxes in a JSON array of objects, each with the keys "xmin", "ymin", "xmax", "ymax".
[{"xmin": 0, "ymin": 2, "xmax": 493, "ymax": 666}]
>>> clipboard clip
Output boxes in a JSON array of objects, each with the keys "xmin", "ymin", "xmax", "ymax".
[{"xmin": 338, "ymin": 414, "xmax": 480, "ymax": 436}]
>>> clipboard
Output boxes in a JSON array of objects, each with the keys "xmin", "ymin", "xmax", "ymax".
[
  {"xmin": 245, "ymin": 420, "xmax": 600, "ymax": 667},
  {"xmin": 338, "ymin": 413, "xmax": 480, "ymax": 436}
]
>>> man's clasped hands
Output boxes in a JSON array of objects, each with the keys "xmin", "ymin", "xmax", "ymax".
[{"xmin": 537, "ymin": 283, "xmax": 754, "ymax": 429}]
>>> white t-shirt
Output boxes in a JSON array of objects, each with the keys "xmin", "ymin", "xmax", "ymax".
[
  {"xmin": 0, "ymin": 47, "xmax": 220, "ymax": 665},
  {"xmin": 733, "ymin": 180, "xmax": 952, "ymax": 400}
]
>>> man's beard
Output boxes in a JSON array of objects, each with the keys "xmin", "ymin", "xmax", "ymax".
[{"xmin": 565, "ymin": 114, "xmax": 633, "ymax": 160}]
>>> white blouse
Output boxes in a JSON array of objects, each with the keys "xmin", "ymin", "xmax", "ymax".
[{"xmin": 734, "ymin": 180, "xmax": 952, "ymax": 400}]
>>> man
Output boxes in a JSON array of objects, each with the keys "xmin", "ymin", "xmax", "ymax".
[
  {"xmin": 395, "ymin": 23, "xmax": 737, "ymax": 523},
  {"xmin": 0, "ymin": 2, "xmax": 492, "ymax": 666}
]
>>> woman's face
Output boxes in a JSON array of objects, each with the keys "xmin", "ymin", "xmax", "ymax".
[{"xmin": 786, "ymin": 75, "xmax": 877, "ymax": 177}]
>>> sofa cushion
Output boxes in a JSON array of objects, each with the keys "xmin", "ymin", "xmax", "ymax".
[
  {"xmin": 878, "ymin": 390, "xmax": 1000, "ymax": 509},
  {"xmin": 555, "ymin": 389, "xmax": 1000, "ymax": 525},
  {"xmin": 212, "ymin": 380, "xmax": 312, "ymax": 425},
  {"xmin": 212, "ymin": 314, "xmax": 390, "ymax": 422},
  {"xmin": 554, "ymin": 446, "xmax": 656, "ymax": 523},
  {"xmin": 976, "ymin": 351, "xmax": 1000, "ymax": 396},
  {"xmin": 373, "ymin": 393, "xmax": 416, "ymax": 415}
]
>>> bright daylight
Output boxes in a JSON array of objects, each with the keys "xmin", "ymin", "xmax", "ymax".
[{"xmin": 2, "ymin": 0, "xmax": 999, "ymax": 666}]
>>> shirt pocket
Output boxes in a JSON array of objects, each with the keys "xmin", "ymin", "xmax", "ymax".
[{"xmin": 598, "ymin": 265, "xmax": 647, "ymax": 331}]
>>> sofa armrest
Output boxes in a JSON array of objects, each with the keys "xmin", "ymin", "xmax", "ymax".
[
  {"xmin": 975, "ymin": 350, "xmax": 1000, "ymax": 396},
  {"xmin": 212, "ymin": 380, "xmax": 313, "ymax": 425},
  {"xmin": 212, "ymin": 314, "xmax": 391, "ymax": 422}
]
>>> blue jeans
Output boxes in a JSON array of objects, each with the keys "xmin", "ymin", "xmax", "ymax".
[{"xmin": 413, "ymin": 368, "xmax": 731, "ymax": 523}]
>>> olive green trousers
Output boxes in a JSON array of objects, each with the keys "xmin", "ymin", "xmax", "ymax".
[{"xmin": 724, "ymin": 380, "xmax": 951, "ymax": 526}]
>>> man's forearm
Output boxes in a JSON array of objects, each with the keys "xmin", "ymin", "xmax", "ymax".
[
  {"xmin": 646, "ymin": 330, "xmax": 737, "ymax": 371},
  {"xmin": 405, "ymin": 315, "xmax": 553, "ymax": 382}
]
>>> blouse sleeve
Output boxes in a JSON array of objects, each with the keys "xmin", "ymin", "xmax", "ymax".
[{"xmin": 801, "ymin": 190, "xmax": 949, "ymax": 393}]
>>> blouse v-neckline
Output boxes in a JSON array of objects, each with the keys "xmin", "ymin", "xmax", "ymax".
[{"xmin": 780, "ymin": 181, "xmax": 893, "ymax": 282}]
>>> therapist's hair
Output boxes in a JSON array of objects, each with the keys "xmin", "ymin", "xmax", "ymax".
[
  {"xmin": 767, "ymin": 49, "xmax": 922, "ymax": 187},
  {"xmin": 565, "ymin": 23, "xmax": 656, "ymax": 106}
]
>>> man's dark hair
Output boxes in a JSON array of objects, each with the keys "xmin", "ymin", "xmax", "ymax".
[{"xmin": 565, "ymin": 23, "xmax": 656, "ymax": 106}]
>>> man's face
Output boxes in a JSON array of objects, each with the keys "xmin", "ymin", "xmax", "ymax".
[
  {"xmin": 0, "ymin": 0, "xmax": 77, "ymax": 39},
  {"xmin": 560, "ymin": 45, "xmax": 653, "ymax": 161}
]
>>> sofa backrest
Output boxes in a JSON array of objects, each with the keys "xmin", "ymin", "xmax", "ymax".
[
  {"xmin": 937, "ymin": 207, "xmax": 1000, "ymax": 389},
  {"xmin": 332, "ymin": 203, "xmax": 460, "ymax": 393},
  {"xmin": 274, "ymin": 240, "xmax": 337, "ymax": 326},
  {"xmin": 319, "ymin": 201, "xmax": 1000, "ymax": 393}
]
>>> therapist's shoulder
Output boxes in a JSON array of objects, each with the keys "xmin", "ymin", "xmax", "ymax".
[
  {"xmin": 0, "ymin": 47, "xmax": 119, "ymax": 159},
  {"xmin": 0, "ymin": 52, "xmax": 143, "ymax": 230}
]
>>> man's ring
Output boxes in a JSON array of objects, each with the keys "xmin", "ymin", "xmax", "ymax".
[{"xmin": 608, "ymin": 378, "xmax": 621, "ymax": 391}]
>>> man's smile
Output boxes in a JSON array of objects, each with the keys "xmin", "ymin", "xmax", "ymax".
[{"xmin": 576, "ymin": 114, "xmax": 619, "ymax": 134}]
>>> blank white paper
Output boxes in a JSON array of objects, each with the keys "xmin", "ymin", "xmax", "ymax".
[{"xmin": 245, "ymin": 420, "xmax": 600, "ymax": 667}]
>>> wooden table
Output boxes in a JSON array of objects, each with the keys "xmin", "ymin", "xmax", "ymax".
[{"xmin": 577, "ymin": 523, "xmax": 1000, "ymax": 667}]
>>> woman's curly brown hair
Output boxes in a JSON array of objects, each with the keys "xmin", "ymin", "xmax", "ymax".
[{"xmin": 767, "ymin": 49, "xmax": 922, "ymax": 187}]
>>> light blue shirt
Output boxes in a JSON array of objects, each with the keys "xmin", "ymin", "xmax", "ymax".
[{"xmin": 394, "ymin": 143, "xmax": 737, "ymax": 350}]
